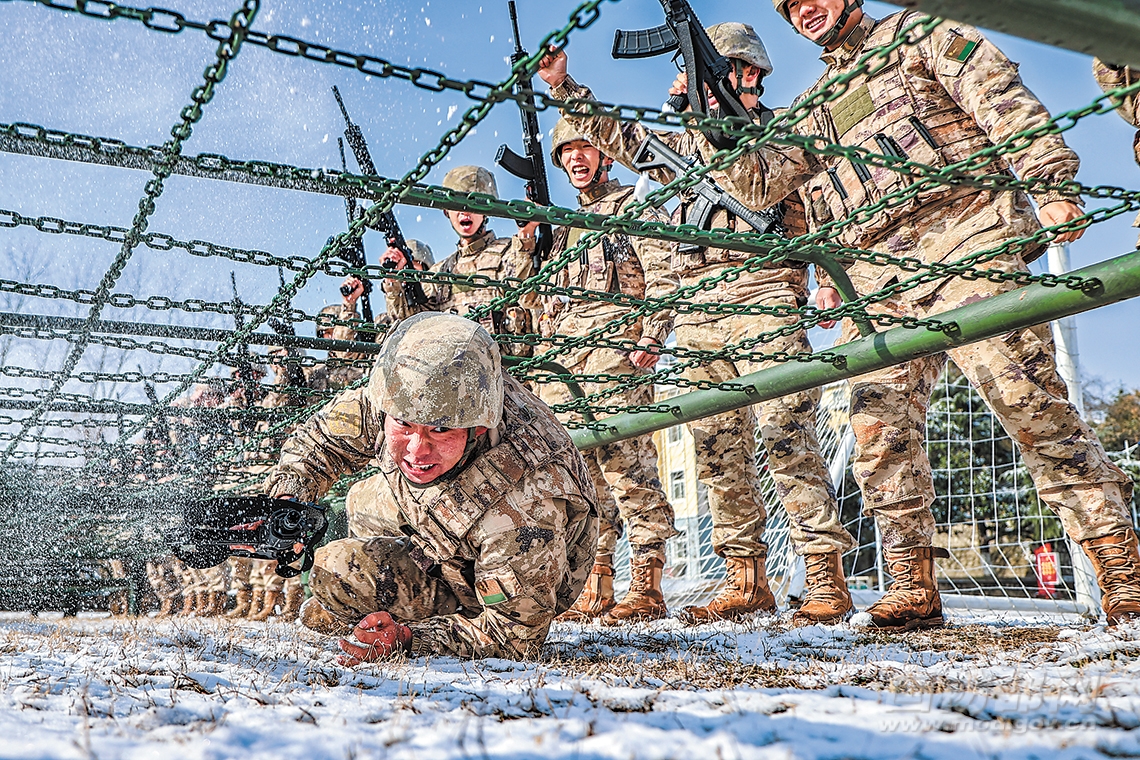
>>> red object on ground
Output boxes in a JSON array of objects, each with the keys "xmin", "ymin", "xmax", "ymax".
[{"xmin": 1034, "ymin": 543, "xmax": 1059, "ymax": 598}]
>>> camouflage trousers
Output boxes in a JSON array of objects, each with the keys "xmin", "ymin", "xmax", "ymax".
[
  {"xmin": 537, "ymin": 342, "xmax": 677, "ymax": 559},
  {"xmin": 840, "ymin": 259, "xmax": 1134, "ymax": 548},
  {"xmin": 310, "ymin": 536, "xmax": 468, "ymax": 629},
  {"xmin": 228, "ymin": 558, "xmax": 254, "ymax": 593},
  {"xmin": 253, "ymin": 560, "xmax": 299, "ymax": 594},
  {"xmin": 674, "ymin": 306, "xmax": 855, "ymax": 558},
  {"xmin": 178, "ymin": 563, "xmax": 226, "ymax": 595}
]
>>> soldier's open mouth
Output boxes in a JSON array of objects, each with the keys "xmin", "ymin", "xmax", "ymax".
[
  {"xmin": 570, "ymin": 164, "xmax": 591, "ymax": 180},
  {"xmin": 803, "ymin": 14, "xmax": 828, "ymax": 35}
]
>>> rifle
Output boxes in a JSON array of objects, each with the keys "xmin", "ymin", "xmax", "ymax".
[
  {"xmin": 173, "ymin": 495, "xmax": 328, "ymax": 578},
  {"xmin": 494, "ymin": 0, "xmax": 554, "ymax": 272},
  {"xmin": 612, "ymin": 0, "xmax": 755, "ymax": 149},
  {"xmin": 631, "ymin": 133, "xmax": 784, "ymax": 253},
  {"xmin": 332, "ymin": 88, "xmax": 427, "ymax": 319},
  {"xmin": 139, "ymin": 366, "xmax": 170, "ymax": 448},
  {"xmin": 229, "ymin": 272, "xmax": 263, "ymax": 422},
  {"xmin": 267, "ymin": 266, "xmax": 295, "ymax": 338}
]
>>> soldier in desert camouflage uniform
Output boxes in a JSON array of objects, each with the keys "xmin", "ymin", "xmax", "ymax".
[
  {"xmin": 381, "ymin": 166, "xmax": 540, "ymax": 358},
  {"xmin": 539, "ymin": 118, "xmax": 679, "ymax": 625},
  {"xmin": 682, "ymin": 0, "xmax": 1140, "ymax": 629},
  {"xmin": 264, "ymin": 313, "xmax": 600, "ymax": 661},
  {"xmin": 539, "ymin": 24, "xmax": 857, "ymax": 626},
  {"xmin": 1094, "ymin": 59, "xmax": 1140, "ymax": 246}
]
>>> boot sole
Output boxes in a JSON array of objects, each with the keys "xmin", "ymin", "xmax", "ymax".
[{"xmin": 864, "ymin": 614, "xmax": 944, "ymax": 632}]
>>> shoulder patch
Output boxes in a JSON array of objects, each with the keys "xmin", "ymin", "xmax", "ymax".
[
  {"xmin": 943, "ymin": 32, "xmax": 978, "ymax": 64},
  {"xmin": 476, "ymin": 577, "xmax": 509, "ymax": 606},
  {"xmin": 323, "ymin": 399, "xmax": 364, "ymax": 439}
]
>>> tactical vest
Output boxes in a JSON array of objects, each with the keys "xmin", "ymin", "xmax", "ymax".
[
  {"xmin": 557, "ymin": 183, "xmax": 643, "ymax": 299},
  {"xmin": 801, "ymin": 12, "xmax": 1007, "ymax": 247},
  {"xmin": 436, "ymin": 232, "xmax": 533, "ymax": 357},
  {"xmin": 381, "ymin": 376, "xmax": 597, "ymax": 609}
]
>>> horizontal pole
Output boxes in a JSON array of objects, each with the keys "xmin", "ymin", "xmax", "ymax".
[
  {"xmin": 571, "ymin": 250, "xmax": 1140, "ymax": 450},
  {"xmin": 884, "ymin": 0, "xmax": 1140, "ymax": 69}
]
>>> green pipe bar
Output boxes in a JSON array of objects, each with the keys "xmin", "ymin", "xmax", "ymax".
[
  {"xmin": 884, "ymin": 0, "xmax": 1140, "ymax": 69},
  {"xmin": 571, "ymin": 249, "xmax": 1140, "ymax": 450}
]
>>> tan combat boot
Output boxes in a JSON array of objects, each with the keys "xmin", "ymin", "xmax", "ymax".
[
  {"xmin": 196, "ymin": 591, "xmax": 225, "ymax": 617},
  {"xmin": 851, "ymin": 546, "xmax": 945, "ymax": 631},
  {"xmin": 1080, "ymin": 528, "xmax": 1140, "ymax": 625},
  {"xmin": 246, "ymin": 589, "xmax": 265, "ymax": 619},
  {"xmin": 557, "ymin": 559, "xmax": 616, "ymax": 622},
  {"xmin": 226, "ymin": 589, "xmax": 252, "ymax": 619},
  {"xmin": 299, "ymin": 597, "xmax": 353, "ymax": 635},
  {"xmin": 275, "ymin": 585, "xmax": 305, "ymax": 622},
  {"xmin": 601, "ymin": 554, "xmax": 667, "ymax": 625},
  {"xmin": 682, "ymin": 555, "xmax": 776, "ymax": 623},
  {"xmin": 155, "ymin": 596, "xmax": 177, "ymax": 618},
  {"xmin": 178, "ymin": 592, "xmax": 197, "ymax": 616},
  {"xmin": 250, "ymin": 590, "xmax": 282, "ymax": 621},
  {"xmin": 791, "ymin": 552, "xmax": 854, "ymax": 626}
]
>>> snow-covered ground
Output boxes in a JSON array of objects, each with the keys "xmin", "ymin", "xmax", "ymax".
[{"xmin": 2, "ymin": 609, "xmax": 1140, "ymax": 760}]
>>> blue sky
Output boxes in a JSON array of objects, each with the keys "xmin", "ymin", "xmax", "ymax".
[{"xmin": 0, "ymin": 0, "xmax": 1137, "ymax": 403}]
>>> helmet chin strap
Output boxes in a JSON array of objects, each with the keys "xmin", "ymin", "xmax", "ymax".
[
  {"xmin": 731, "ymin": 59, "xmax": 765, "ymax": 98},
  {"xmin": 805, "ymin": 0, "xmax": 863, "ymax": 48}
]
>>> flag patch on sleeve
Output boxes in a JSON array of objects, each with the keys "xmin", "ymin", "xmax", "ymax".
[
  {"xmin": 477, "ymin": 578, "xmax": 509, "ymax": 606},
  {"xmin": 944, "ymin": 34, "xmax": 977, "ymax": 63}
]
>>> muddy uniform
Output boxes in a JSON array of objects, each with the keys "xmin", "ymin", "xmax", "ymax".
[
  {"xmin": 551, "ymin": 79, "xmax": 856, "ymax": 560},
  {"xmin": 265, "ymin": 374, "xmax": 599, "ymax": 659},
  {"xmin": 699, "ymin": 12, "xmax": 1134, "ymax": 548},
  {"xmin": 538, "ymin": 180, "xmax": 678, "ymax": 560},
  {"xmin": 1094, "ymin": 59, "xmax": 1140, "ymax": 244},
  {"xmin": 384, "ymin": 230, "xmax": 538, "ymax": 358}
]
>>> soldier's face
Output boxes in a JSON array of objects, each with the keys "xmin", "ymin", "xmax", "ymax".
[
  {"xmin": 384, "ymin": 416, "xmax": 487, "ymax": 484},
  {"xmin": 785, "ymin": 0, "xmax": 844, "ymax": 41},
  {"xmin": 446, "ymin": 209, "xmax": 486, "ymax": 239},
  {"xmin": 559, "ymin": 140, "xmax": 606, "ymax": 190}
]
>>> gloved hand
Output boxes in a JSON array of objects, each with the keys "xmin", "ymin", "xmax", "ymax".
[{"xmin": 336, "ymin": 611, "xmax": 412, "ymax": 666}]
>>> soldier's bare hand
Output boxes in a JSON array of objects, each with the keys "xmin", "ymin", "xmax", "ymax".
[
  {"xmin": 336, "ymin": 611, "xmax": 412, "ymax": 666},
  {"xmin": 815, "ymin": 286, "xmax": 842, "ymax": 329},
  {"xmin": 670, "ymin": 72, "xmax": 689, "ymax": 98},
  {"xmin": 630, "ymin": 336, "xmax": 663, "ymax": 369},
  {"xmin": 341, "ymin": 276, "xmax": 365, "ymax": 306},
  {"xmin": 537, "ymin": 46, "xmax": 567, "ymax": 87},
  {"xmin": 518, "ymin": 220, "xmax": 541, "ymax": 239},
  {"xmin": 1038, "ymin": 200, "xmax": 1088, "ymax": 244}
]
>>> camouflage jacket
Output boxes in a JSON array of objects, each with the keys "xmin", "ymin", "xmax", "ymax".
[
  {"xmin": 315, "ymin": 302, "xmax": 371, "ymax": 390},
  {"xmin": 550, "ymin": 79, "xmax": 816, "ymax": 327},
  {"xmin": 384, "ymin": 230, "xmax": 538, "ymax": 357},
  {"xmin": 1093, "ymin": 58, "xmax": 1140, "ymax": 233},
  {"xmin": 264, "ymin": 374, "xmax": 600, "ymax": 659},
  {"xmin": 544, "ymin": 180, "xmax": 675, "ymax": 350},
  {"xmin": 684, "ymin": 13, "xmax": 1078, "ymax": 294}
]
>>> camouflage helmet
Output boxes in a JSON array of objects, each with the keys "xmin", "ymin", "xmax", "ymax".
[
  {"xmin": 550, "ymin": 118, "xmax": 589, "ymax": 169},
  {"xmin": 368, "ymin": 312, "xmax": 503, "ymax": 429},
  {"xmin": 441, "ymin": 165, "xmax": 499, "ymax": 199},
  {"xmin": 707, "ymin": 22, "xmax": 773, "ymax": 76},
  {"xmin": 405, "ymin": 238, "xmax": 435, "ymax": 267}
]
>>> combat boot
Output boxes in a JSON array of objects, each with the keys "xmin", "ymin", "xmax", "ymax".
[
  {"xmin": 1080, "ymin": 528, "xmax": 1140, "ymax": 625},
  {"xmin": 601, "ymin": 554, "xmax": 666, "ymax": 625},
  {"xmin": 557, "ymin": 558, "xmax": 615, "ymax": 622},
  {"xmin": 299, "ymin": 597, "xmax": 353, "ymax": 635},
  {"xmin": 226, "ymin": 589, "xmax": 252, "ymax": 619},
  {"xmin": 682, "ymin": 555, "xmax": 776, "ymax": 623},
  {"xmin": 196, "ymin": 591, "xmax": 225, "ymax": 617},
  {"xmin": 851, "ymin": 547, "xmax": 945, "ymax": 631},
  {"xmin": 275, "ymin": 585, "xmax": 305, "ymax": 622},
  {"xmin": 791, "ymin": 552, "xmax": 854, "ymax": 626},
  {"xmin": 250, "ymin": 590, "xmax": 282, "ymax": 621},
  {"xmin": 178, "ymin": 591, "xmax": 197, "ymax": 616},
  {"xmin": 155, "ymin": 596, "xmax": 177, "ymax": 618},
  {"xmin": 246, "ymin": 589, "xmax": 265, "ymax": 619}
]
